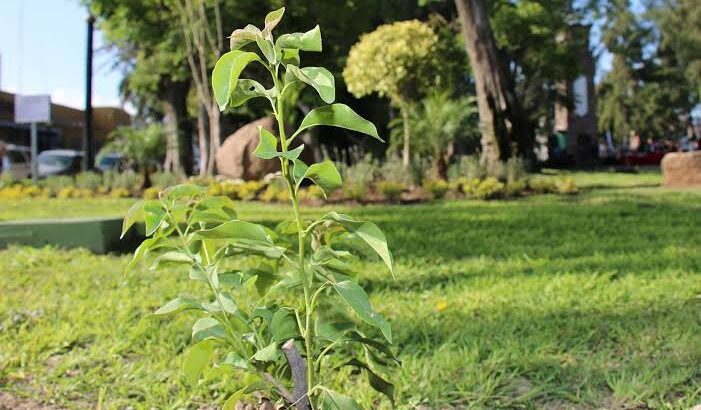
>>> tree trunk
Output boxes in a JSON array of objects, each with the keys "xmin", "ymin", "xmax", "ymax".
[
  {"xmin": 207, "ymin": 104, "xmax": 220, "ymax": 176},
  {"xmin": 454, "ymin": 0, "xmax": 532, "ymax": 164},
  {"xmin": 162, "ymin": 100, "xmax": 181, "ymax": 175},
  {"xmin": 401, "ymin": 104, "xmax": 411, "ymax": 169},
  {"xmin": 197, "ymin": 104, "xmax": 209, "ymax": 177},
  {"xmin": 160, "ymin": 79, "xmax": 193, "ymax": 176},
  {"xmin": 141, "ymin": 166, "xmax": 152, "ymax": 190}
]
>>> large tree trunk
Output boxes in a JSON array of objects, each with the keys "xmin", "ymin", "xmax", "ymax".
[
  {"xmin": 454, "ymin": 0, "xmax": 532, "ymax": 164},
  {"xmin": 160, "ymin": 79, "xmax": 193, "ymax": 175}
]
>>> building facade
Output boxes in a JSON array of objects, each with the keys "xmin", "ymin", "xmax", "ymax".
[
  {"xmin": 552, "ymin": 25, "xmax": 598, "ymax": 166},
  {"xmin": 0, "ymin": 90, "xmax": 130, "ymax": 153}
]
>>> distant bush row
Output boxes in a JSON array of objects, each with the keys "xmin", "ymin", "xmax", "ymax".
[{"xmin": 0, "ymin": 155, "xmax": 577, "ymax": 203}]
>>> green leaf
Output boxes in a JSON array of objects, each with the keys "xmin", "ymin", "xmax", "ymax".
[
  {"xmin": 125, "ymin": 236, "xmax": 170, "ymax": 274},
  {"xmin": 194, "ymin": 220, "xmax": 271, "ymax": 243},
  {"xmin": 222, "ymin": 352, "xmax": 251, "ymax": 370},
  {"xmin": 143, "ymin": 200, "xmax": 166, "ymax": 236},
  {"xmin": 150, "ymin": 251, "xmax": 193, "ymax": 270},
  {"xmin": 292, "ymin": 160, "xmax": 342, "ymax": 197},
  {"xmin": 251, "ymin": 306, "xmax": 274, "ymax": 325},
  {"xmin": 253, "ymin": 126, "xmax": 304, "ymax": 160},
  {"xmin": 212, "ymin": 50, "xmax": 262, "ymax": 111},
  {"xmin": 230, "ymin": 79, "xmax": 271, "ymax": 108},
  {"xmin": 222, "ymin": 387, "xmax": 247, "ymax": 410},
  {"xmin": 292, "ymin": 104, "xmax": 382, "ymax": 141},
  {"xmin": 189, "ymin": 209, "xmax": 230, "ymax": 225},
  {"xmin": 217, "ymin": 270, "xmax": 250, "ymax": 288},
  {"xmin": 348, "ymin": 331, "xmax": 401, "ymax": 365},
  {"xmin": 271, "ymin": 308, "xmax": 299, "ymax": 342},
  {"xmin": 252, "ymin": 341, "xmax": 279, "ymax": 362},
  {"xmin": 343, "ymin": 358, "xmax": 395, "ymax": 403},
  {"xmin": 256, "ymin": 36, "xmax": 277, "ymax": 64},
  {"xmin": 262, "ymin": 7, "xmax": 285, "ymax": 37},
  {"xmin": 154, "ymin": 297, "xmax": 203, "ymax": 316},
  {"xmin": 218, "ymin": 292, "xmax": 239, "ymax": 315},
  {"xmin": 281, "ymin": 48, "xmax": 300, "ymax": 66},
  {"xmin": 189, "ymin": 265, "xmax": 209, "ymax": 283},
  {"xmin": 292, "ymin": 159, "xmax": 309, "ymax": 185},
  {"xmin": 162, "ymin": 184, "xmax": 206, "ymax": 200},
  {"xmin": 315, "ymin": 320, "xmax": 356, "ymax": 343},
  {"xmin": 252, "ymin": 267, "xmax": 277, "ymax": 295},
  {"xmin": 191, "ymin": 196, "xmax": 237, "ymax": 225},
  {"xmin": 196, "ymin": 196, "xmax": 237, "ymax": 217},
  {"xmin": 333, "ymin": 280, "xmax": 392, "ymax": 343},
  {"xmin": 276, "ymin": 25, "xmax": 322, "ymax": 52},
  {"xmin": 286, "ymin": 65, "xmax": 335, "ymax": 104},
  {"xmin": 192, "ymin": 317, "xmax": 227, "ymax": 342},
  {"xmin": 353, "ymin": 223, "xmax": 395, "ymax": 277},
  {"xmin": 313, "ymin": 212, "xmax": 395, "ymax": 277},
  {"xmin": 121, "ymin": 200, "xmax": 143, "ymax": 239},
  {"xmin": 229, "ymin": 24, "xmax": 261, "ymax": 50},
  {"xmin": 183, "ymin": 339, "xmax": 216, "ymax": 385},
  {"xmin": 318, "ymin": 387, "xmax": 362, "ymax": 410}
]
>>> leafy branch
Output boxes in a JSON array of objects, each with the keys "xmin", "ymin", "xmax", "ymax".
[{"xmin": 123, "ymin": 7, "xmax": 397, "ymax": 410}]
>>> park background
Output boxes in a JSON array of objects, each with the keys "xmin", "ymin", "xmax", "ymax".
[{"xmin": 1, "ymin": 0, "xmax": 701, "ymax": 409}]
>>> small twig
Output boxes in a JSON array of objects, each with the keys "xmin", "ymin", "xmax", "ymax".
[{"xmin": 282, "ymin": 339, "xmax": 311, "ymax": 410}]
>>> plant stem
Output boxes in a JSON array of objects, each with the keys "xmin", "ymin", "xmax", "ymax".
[
  {"xmin": 173, "ymin": 215, "xmax": 238, "ymax": 348},
  {"xmin": 273, "ymin": 70, "xmax": 315, "ymax": 405}
]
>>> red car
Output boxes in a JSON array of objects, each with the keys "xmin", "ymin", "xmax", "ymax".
[{"xmin": 621, "ymin": 151, "xmax": 668, "ymax": 166}]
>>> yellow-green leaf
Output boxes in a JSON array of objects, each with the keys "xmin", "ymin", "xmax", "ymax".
[
  {"xmin": 292, "ymin": 104, "xmax": 382, "ymax": 141},
  {"xmin": 182, "ymin": 339, "xmax": 216, "ymax": 385},
  {"xmin": 212, "ymin": 51, "xmax": 262, "ymax": 111},
  {"xmin": 286, "ymin": 65, "xmax": 335, "ymax": 104},
  {"xmin": 276, "ymin": 25, "xmax": 322, "ymax": 52}
]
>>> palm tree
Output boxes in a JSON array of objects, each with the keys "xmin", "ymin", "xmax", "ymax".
[
  {"xmin": 392, "ymin": 92, "xmax": 479, "ymax": 179},
  {"xmin": 99, "ymin": 124, "xmax": 166, "ymax": 189}
]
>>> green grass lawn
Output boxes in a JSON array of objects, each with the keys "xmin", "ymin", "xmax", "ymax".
[{"xmin": 1, "ymin": 172, "xmax": 701, "ymax": 409}]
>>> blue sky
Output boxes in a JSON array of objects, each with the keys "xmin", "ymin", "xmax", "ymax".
[{"xmin": 0, "ymin": 0, "xmax": 123, "ymax": 110}]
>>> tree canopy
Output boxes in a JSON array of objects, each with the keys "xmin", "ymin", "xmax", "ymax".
[{"xmin": 597, "ymin": 0, "xmax": 699, "ymax": 139}]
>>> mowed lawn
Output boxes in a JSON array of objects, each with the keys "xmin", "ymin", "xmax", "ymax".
[{"xmin": 1, "ymin": 172, "xmax": 701, "ymax": 409}]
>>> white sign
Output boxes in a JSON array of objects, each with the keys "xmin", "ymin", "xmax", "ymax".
[{"xmin": 15, "ymin": 94, "xmax": 52, "ymax": 124}]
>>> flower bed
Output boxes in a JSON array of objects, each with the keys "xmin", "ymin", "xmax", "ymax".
[{"xmin": 0, "ymin": 171, "xmax": 578, "ymax": 204}]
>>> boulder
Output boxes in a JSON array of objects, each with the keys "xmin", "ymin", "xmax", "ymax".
[
  {"xmin": 216, "ymin": 117, "xmax": 280, "ymax": 180},
  {"xmin": 661, "ymin": 151, "xmax": 701, "ymax": 187}
]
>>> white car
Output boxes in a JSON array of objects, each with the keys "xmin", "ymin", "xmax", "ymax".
[{"xmin": 37, "ymin": 149, "xmax": 84, "ymax": 177}]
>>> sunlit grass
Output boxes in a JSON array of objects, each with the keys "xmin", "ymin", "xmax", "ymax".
[{"xmin": 1, "ymin": 172, "xmax": 701, "ymax": 409}]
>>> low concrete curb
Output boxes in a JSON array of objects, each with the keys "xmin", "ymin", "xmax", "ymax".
[{"xmin": 0, "ymin": 217, "xmax": 143, "ymax": 254}]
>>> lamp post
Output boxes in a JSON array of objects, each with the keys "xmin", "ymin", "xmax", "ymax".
[{"xmin": 82, "ymin": 14, "xmax": 95, "ymax": 171}]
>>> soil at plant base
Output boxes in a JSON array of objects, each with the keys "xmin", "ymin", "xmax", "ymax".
[{"xmin": 0, "ymin": 392, "xmax": 63, "ymax": 410}]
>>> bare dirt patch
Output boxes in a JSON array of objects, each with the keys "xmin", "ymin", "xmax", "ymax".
[{"xmin": 0, "ymin": 392, "xmax": 63, "ymax": 410}]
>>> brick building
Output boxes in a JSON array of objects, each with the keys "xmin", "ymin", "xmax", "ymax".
[
  {"xmin": 0, "ymin": 90, "xmax": 130, "ymax": 153},
  {"xmin": 550, "ymin": 25, "xmax": 598, "ymax": 166}
]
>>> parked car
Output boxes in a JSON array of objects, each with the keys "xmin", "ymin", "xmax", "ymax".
[
  {"xmin": 1, "ymin": 144, "xmax": 32, "ymax": 179},
  {"xmin": 96, "ymin": 153, "xmax": 126, "ymax": 172},
  {"xmin": 37, "ymin": 149, "xmax": 84, "ymax": 177}
]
